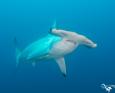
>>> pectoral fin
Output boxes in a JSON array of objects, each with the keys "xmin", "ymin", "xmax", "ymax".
[{"xmin": 55, "ymin": 57, "xmax": 66, "ymax": 77}]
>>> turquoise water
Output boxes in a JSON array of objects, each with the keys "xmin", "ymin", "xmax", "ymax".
[{"xmin": 0, "ymin": 0, "xmax": 115, "ymax": 93}]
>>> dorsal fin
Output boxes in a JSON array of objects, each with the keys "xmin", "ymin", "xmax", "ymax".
[
  {"xmin": 50, "ymin": 20, "xmax": 57, "ymax": 33},
  {"xmin": 52, "ymin": 20, "xmax": 57, "ymax": 30}
]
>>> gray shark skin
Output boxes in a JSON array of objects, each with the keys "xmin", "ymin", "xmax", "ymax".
[{"xmin": 15, "ymin": 28, "xmax": 97, "ymax": 77}]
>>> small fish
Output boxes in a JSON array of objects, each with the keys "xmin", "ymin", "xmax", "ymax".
[{"xmin": 101, "ymin": 83, "xmax": 115, "ymax": 93}]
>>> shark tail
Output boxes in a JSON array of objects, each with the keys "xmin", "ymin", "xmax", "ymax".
[{"xmin": 14, "ymin": 37, "xmax": 21, "ymax": 67}]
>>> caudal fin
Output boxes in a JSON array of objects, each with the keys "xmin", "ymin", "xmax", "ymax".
[{"xmin": 14, "ymin": 37, "xmax": 21, "ymax": 67}]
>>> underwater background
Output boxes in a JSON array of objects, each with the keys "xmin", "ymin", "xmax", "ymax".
[{"xmin": 0, "ymin": 0, "xmax": 115, "ymax": 93}]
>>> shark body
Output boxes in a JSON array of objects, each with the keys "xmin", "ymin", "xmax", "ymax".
[{"xmin": 15, "ymin": 27, "xmax": 97, "ymax": 77}]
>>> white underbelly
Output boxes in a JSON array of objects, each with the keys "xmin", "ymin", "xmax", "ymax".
[{"xmin": 49, "ymin": 39, "xmax": 78, "ymax": 57}]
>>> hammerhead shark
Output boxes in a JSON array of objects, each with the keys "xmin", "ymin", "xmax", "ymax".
[{"xmin": 15, "ymin": 23, "xmax": 97, "ymax": 77}]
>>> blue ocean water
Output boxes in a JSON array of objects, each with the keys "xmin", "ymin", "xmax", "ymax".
[{"xmin": 0, "ymin": 0, "xmax": 115, "ymax": 93}]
